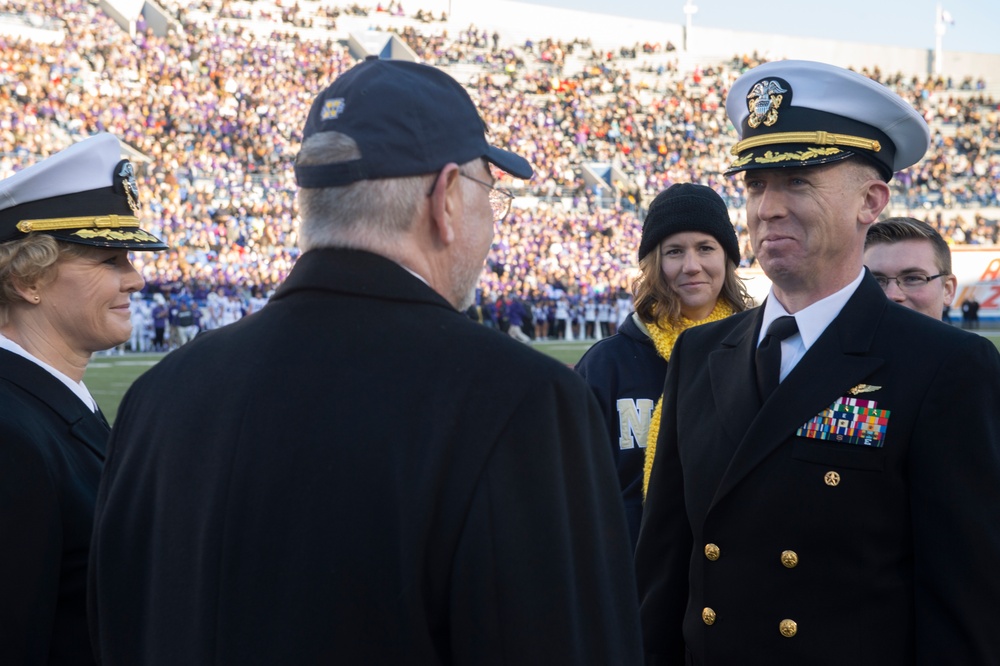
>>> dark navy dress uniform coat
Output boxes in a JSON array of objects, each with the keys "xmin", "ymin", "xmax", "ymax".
[
  {"xmin": 1, "ymin": 349, "xmax": 108, "ymax": 665},
  {"xmin": 89, "ymin": 248, "xmax": 642, "ymax": 665},
  {"xmin": 636, "ymin": 273, "xmax": 1000, "ymax": 665}
]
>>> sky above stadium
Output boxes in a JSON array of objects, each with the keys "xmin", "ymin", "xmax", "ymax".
[{"xmin": 521, "ymin": 0, "xmax": 1000, "ymax": 55}]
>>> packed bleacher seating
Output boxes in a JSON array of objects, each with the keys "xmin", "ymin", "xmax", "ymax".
[{"xmin": 1, "ymin": 0, "xmax": 997, "ymax": 344}]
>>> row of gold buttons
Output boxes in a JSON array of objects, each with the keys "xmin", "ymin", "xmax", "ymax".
[
  {"xmin": 700, "ymin": 609, "xmax": 798, "ymax": 637},
  {"xmin": 703, "ymin": 544, "xmax": 799, "ymax": 568}
]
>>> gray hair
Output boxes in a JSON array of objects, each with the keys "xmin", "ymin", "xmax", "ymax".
[{"xmin": 295, "ymin": 132, "xmax": 429, "ymax": 252}]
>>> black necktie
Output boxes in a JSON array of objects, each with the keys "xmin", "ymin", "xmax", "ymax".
[{"xmin": 755, "ymin": 316, "xmax": 799, "ymax": 399}]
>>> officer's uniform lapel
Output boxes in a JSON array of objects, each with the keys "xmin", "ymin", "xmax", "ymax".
[
  {"xmin": 1, "ymin": 349, "xmax": 109, "ymax": 460},
  {"xmin": 708, "ymin": 311, "xmax": 762, "ymax": 448}
]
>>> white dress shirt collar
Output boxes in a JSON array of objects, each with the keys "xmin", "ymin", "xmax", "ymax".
[
  {"xmin": 758, "ymin": 268, "xmax": 866, "ymax": 350},
  {"xmin": 0, "ymin": 332, "xmax": 99, "ymax": 412},
  {"xmin": 757, "ymin": 269, "xmax": 866, "ymax": 383}
]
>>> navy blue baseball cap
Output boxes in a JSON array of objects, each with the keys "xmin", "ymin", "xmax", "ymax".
[{"xmin": 294, "ymin": 57, "xmax": 533, "ymax": 188}]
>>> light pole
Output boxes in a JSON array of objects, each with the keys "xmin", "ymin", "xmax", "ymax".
[
  {"xmin": 683, "ymin": 0, "xmax": 698, "ymax": 51},
  {"xmin": 934, "ymin": 4, "xmax": 953, "ymax": 76}
]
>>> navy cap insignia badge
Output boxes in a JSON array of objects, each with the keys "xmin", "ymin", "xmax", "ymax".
[
  {"xmin": 115, "ymin": 160, "xmax": 141, "ymax": 215},
  {"xmin": 746, "ymin": 79, "xmax": 788, "ymax": 128},
  {"xmin": 321, "ymin": 98, "xmax": 346, "ymax": 121}
]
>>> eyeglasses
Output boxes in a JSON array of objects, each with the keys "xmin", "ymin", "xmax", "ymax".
[
  {"xmin": 460, "ymin": 173, "xmax": 514, "ymax": 222},
  {"xmin": 874, "ymin": 273, "xmax": 946, "ymax": 291}
]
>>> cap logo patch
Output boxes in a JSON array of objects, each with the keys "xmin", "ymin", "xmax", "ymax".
[
  {"xmin": 115, "ymin": 160, "xmax": 141, "ymax": 214},
  {"xmin": 321, "ymin": 98, "xmax": 346, "ymax": 121},
  {"xmin": 746, "ymin": 79, "xmax": 788, "ymax": 128}
]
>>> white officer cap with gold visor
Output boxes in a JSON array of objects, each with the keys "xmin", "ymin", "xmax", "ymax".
[
  {"xmin": 725, "ymin": 60, "xmax": 930, "ymax": 182},
  {"xmin": 0, "ymin": 133, "xmax": 167, "ymax": 250}
]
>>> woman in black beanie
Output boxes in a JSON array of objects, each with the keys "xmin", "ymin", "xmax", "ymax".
[{"xmin": 575, "ymin": 183, "xmax": 752, "ymax": 551}]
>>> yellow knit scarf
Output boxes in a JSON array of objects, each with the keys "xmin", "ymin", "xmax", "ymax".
[{"xmin": 642, "ymin": 300, "xmax": 734, "ymax": 499}]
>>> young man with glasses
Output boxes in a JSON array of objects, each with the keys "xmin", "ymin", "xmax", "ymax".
[{"xmin": 864, "ymin": 216, "xmax": 957, "ymax": 320}]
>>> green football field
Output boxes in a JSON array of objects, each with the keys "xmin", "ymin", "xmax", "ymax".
[
  {"xmin": 84, "ymin": 340, "xmax": 596, "ymax": 424},
  {"xmin": 85, "ymin": 334, "xmax": 1000, "ymax": 425}
]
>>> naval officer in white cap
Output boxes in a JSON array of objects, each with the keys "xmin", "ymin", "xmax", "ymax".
[
  {"xmin": 636, "ymin": 60, "xmax": 1000, "ymax": 665},
  {"xmin": 0, "ymin": 133, "xmax": 164, "ymax": 664}
]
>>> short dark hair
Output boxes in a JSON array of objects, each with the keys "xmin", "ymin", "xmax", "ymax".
[{"xmin": 865, "ymin": 216, "xmax": 952, "ymax": 274}]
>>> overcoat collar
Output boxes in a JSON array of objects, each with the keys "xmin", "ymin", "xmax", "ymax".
[
  {"xmin": 0, "ymin": 348, "xmax": 109, "ymax": 459},
  {"xmin": 272, "ymin": 247, "xmax": 457, "ymax": 313},
  {"xmin": 707, "ymin": 272, "xmax": 888, "ymax": 507}
]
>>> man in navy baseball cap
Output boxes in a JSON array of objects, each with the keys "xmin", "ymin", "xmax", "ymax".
[{"xmin": 91, "ymin": 56, "xmax": 642, "ymax": 666}]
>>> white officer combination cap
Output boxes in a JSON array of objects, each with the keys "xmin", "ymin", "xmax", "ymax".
[
  {"xmin": 0, "ymin": 133, "xmax": 167, "ymax": 249},
  {"xmin": 725, "ymin": 60, "xmax": 930, "ymax": 181}
]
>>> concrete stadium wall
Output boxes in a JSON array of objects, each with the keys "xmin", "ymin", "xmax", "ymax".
[
  {"xmin": 99, "ymin": 0, "xmax": 143, "ymax": 36},
  {"xmin": 347, "ymin": 31, "xmax": 420, "ymax": 62},
  {"xmin": 691, "ymin": 26, "xmax": 998, "ymax": 81},
  {"xmin": 141, "ymin": 1, "xmax": 183, "ymax": 37},
  {"xmin": 416, "ymin": 0, "xmax": 999, "ymax": 80},
  {"xmin": 446, "ymin": 0, "xmax": 685, "ymax": 52},
  {"xmin": 0, "ymin": 14, "xmax": 64, "ymax": 44}
]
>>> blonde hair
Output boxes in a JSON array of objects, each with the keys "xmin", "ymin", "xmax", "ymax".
[{"xmin": 0, "ymin": 235, "xmax": 89, "ymax": 326}]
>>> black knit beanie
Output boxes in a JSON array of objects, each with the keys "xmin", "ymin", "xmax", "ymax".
[{"xmin": 637, "ymin": 183, "xmax": 740, "ymax": 265}]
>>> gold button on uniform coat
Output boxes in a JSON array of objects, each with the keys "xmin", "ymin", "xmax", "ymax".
[
  {"xmin": 781, "ymin": 550, "xmax": 799, "ymax": 568},
  {"xmin": 702, "ymin": 608, "xmax": 716, "ymax": 625},
  {"xmin": 780, "ymin": 619, "xmax": 798, "ymax": 637},
  {"xmin": 705, "ymin": 543, "xmax": 720, "ymax": 560}
]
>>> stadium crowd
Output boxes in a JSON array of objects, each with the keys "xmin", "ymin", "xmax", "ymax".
[{"xmin": 1, "ymin": 0, "xmax": 997, "ymax": 345}]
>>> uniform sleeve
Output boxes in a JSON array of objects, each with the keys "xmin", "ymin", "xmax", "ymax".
[
  {"xmin": 634, "ymin": 335, "xmax": 692, "ymax": 665},
  {"xmin": 447, "ymin": 372, "xmax": 643, "ymax": 664},
  {"xmin": 910, "ymin": 336, "xmax": 1000, "ymax": 663},
  {"xmin": 0, "ymin": 421, "xmax": 62, "ymax": 663}
]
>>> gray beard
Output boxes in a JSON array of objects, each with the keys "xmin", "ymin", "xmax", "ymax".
[{"xmin": 455, "ymin": 284, "xmax": 477, "ymax": 312}]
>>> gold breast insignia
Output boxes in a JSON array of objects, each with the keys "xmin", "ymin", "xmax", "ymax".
[{"xmin": 848, "ymin": 384, "xmax": 881, "ymax": 396}]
